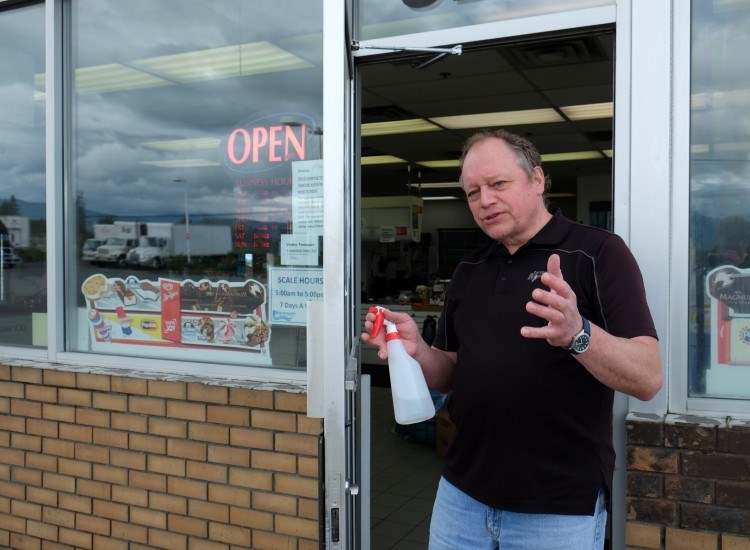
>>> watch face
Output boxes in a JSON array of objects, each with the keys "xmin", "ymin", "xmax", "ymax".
[{"xmin": 573, "ymin": 333, "xmax": 590, "ymax": 353}]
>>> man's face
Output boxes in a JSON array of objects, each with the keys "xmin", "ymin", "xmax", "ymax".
[{"xmin": 461, "ymin": 137, "xmax": 547, "ymax": 249}]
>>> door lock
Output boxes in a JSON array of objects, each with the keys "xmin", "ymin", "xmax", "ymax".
[{"xmin": 345, "ymin": 480, "xmax": 360, "ymax": 496}]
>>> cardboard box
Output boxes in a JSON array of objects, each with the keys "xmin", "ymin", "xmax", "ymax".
[{"xmin": 436, "ymin": 412, "xmax": 456, "ymax": 458}]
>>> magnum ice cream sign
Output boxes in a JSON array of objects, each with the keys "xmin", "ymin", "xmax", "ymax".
[
  {"xmin": 223, "ymin": 113, "xmax": 321, "ymax": 175},
  {"xmin": 707, "ymin": 265, "xmax": 750, "ymax": 365}
]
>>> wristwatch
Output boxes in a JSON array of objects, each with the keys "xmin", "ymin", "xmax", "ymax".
[{"xmin": 567, "ymin": 317, "xmax": 591, "ymax": 355}]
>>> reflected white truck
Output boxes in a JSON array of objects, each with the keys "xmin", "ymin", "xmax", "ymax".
[{"xmin": 126, "ymin": 223, "xmax": 233, "ymax": 269}]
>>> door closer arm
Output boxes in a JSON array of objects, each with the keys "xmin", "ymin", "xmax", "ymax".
[{"xmin": 351, "ymin": 41, "xmax": 462, "ymax": 56}]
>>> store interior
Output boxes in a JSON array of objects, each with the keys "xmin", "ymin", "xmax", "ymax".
[{"xmin": 358, "ymin": 27, "xmax": 615, "ymax": 548}]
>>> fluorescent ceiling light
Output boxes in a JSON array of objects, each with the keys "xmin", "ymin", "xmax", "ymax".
[
  {"xmin": 408, "ymin": 182, "xmax": 461, "ymax": 189},
  {"xmin": 431, "ymin": 108, "xmax": 563, "ymax": 129},
  {"xmin": 541, "ymin": 151, "xmax": 604, "ymax": 162},
  {"xmin": 423, "ymin": 196, "xmax": 461, "ymax": 201},
  {"xmin": 560, "ymin": 102, "xmax": 613, "ymax": 120},
  {"xmin": 76, "ymin": 64, "xmax": 171, "ymax": 95},
  {"xmin": 603, "ymin": 149, "xmax": 613, "ymax": 158},
  {"xmin": 546, "ymin": 193, "xmax": 576, "ymax": 198},
  {"xmin": 141, "ymin": 159, "xmax": 221, "ymax": 168},
  {"xmin": 417, "ymin": 160, "xmax": 460, "ymax": 169},
  {"xmin": 361, "ymin": 155, "xmax": 407, "ymax": 165},
  {"xmin": 691, "ymin": 144, "xmax": 710, "ymax": 154},
  {"xmin": 142, "ymin": 138, "xmax": 221, "ymax": 151},
  {"xmin": 362, "ymin": 119, "xmax": 441, "ymax": 136}
]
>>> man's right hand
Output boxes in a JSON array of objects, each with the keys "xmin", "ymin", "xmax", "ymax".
[{"xmin": 361, "ymin": 307, "xmax": 421, "ymax": 360}]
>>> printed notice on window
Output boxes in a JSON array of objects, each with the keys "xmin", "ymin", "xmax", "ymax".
[
  {"xmin": 281, "ymin": 234, "xmax": 319, "ymax": 266},
  {"xmin": 292, "ymin": 160, "xmax": 323, "ymax": 236},
  {"xmin": 269, "ymin": 267, "xmax": 324, "ymax": 326}
]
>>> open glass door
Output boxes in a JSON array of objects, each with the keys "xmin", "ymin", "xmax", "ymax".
[{"xmin": 319, "ymin": 0, "xmax": 368, "ymax": 548}]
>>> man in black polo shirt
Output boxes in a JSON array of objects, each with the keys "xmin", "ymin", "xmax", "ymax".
[{"xmin": 362, "ymin": 129, "xmax": 662, "ymax": 549}]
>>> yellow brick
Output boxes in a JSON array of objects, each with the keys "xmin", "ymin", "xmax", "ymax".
[
  {"xmin": 27, "ymin": 418, "xmax": 58, "ymax": 438},
  {"xmin": 148, "ymin": 380, "xmax": 187, "ymax": 400},
  {"xmin": 74, "ymin": 444, "xmax": 108, "ymax": 465},
  {"xmin": 58, "ymin": 423, "xmax": 92, "ymax": 443},
  {"xmin": 11, "ymin": 467, "xmax": 42, "ymax": 487},
  {"xmin": 0, "ymin": 509, "xmax": 27, "ymax": 532},
  {"xmin": 147, "ymin": 528, "xmax": 187, "ymax": 550},
  {"xmin": 0, "ymin": 365, "xmax": 8, "ymax": 380},
  {"xmin": 229, "ymin": 427, "xmax": 273, "ymax": 450},
  {"xmin": 129, "ymin": 396, "xmax": 166, "ymax": 416},
  {"xmin": 129, "ymin": 433, "xmax": 167, "ymax": 454},
  {"xmin": 625, "ymin": 522, "xmax": 661, "ymax": 549},
  {"xmin": 129, "ymin": 471, "xmax": 167, "ymax": 492},
  {"xmin": 167, "ymin": 514, "xmax": 207, "ymax": 537},
  {"xmin": 298, "ymin": 414, "xmax": 323, "ymax": 435},
  {"xmin": 0, "ymin": 381, "xmax": 24, "ymax": 398},
  {"xmin": 111, "ymin": 376, "xmax": 147, "ymax": 395},
  {"xmin": 76, "ymin": 408, "xmax": 110, "ymax": 428},
  {"xmin": 58, "ymin": 493, "xmax": 92, "ymax": 514},
  {"xmin": 11, "ymin": 499, "xmax": 42, "ymax": 521},
  {"xmin": 76, "ymin": 373, "xmax": 110, "ymax": 391},
  {"xmin": 27, "ymin": 518, "xmax": 58, "ymax": 541},
  {"xmin": 207, "ymin": 445, "xmax": 249, "ymax": 467},
  {"xmin": 252, "ymin": 491, "xmax": 297, "ymax": 515},
  {"xmin": 166, "ymin": 400, "xmax": 206, "ymax": 421},
  {"xmin": 167, "ymin": 477, "xmax": 207, "ymax": 500},
  {"xmin": 167, "ymin": 439, "xmax": 206, "ymax": 460},
  {"xmin": 208, "ymin": 522, "xmax": 251, "ymax": 546},
  {"xmin": 275, "ymin": 391, "xmax": 307, "ymax": 413},
  {"xmin": 111, "ymin": 520, "xmax": 148, "ymax": 544},
  {"xmin": 251, "ymin": 530, "xmax": 296, "ymax": 549},
  {"xmin": 228, "ymin": 468, "xmax": 273, "ymax": 491},
  {"xmin": 229, "ymin": 506, "xmax": 273, "ymax": 530},
  {"xmin": 131, "ymin": 506, "xmax": 167, "ymax": 529},
  {"xmin": 111, "ymin": 412, "xmax": 148, "ymax": 433},
  {"xmin": 229, "ymin": 387, "xmax": 273, "ymax": 408},
  {"xmin": 91, "ymin": 392, "xmax": 127, "ymax": 411},
  {"xmin": 92, "ymin": 464, "xmax": 128, "ymax": 485},
  {"xmin": 188, "ymin": 499, "xmax": 229, "ymax": 522},
  {"xmin": 188, "ymin": 422, "xmax": 229, "ymax": 444},
  {"xmin": 251, "ymin": 450, "xmax": 296, "ymax": 473},
  {"xmin": 42, "ymin": 438, "xmax": 74, "ymax": 458},
  {"xmin": 26, "ymin": 487, "xmax": 57, "ymax": 507},
  {"xmin": 11, "ymin": 366, "xmax": 43, "ymax": 384},
  {"xmin": 92, "ymin": 427, "xmax": 128, "ymax": 449},
  {"xmin": 59, "ymin": 527, "xmax": 93, "ymax": 549},
  {"xmin": 150, "ymin": 418, "xmax": 187, "ymax": 438},
  {"xmin": 275, "ymin": 432, "xmax": 318, "ymax": 456},
  {"xmin": 187, "ymin": 383, "xmax": 228, "ymax": 404},
  {"xmin": 207, "ymin": 406, "xmax": 249, "ymax": 426},
  {"xmin": 11, "ymin": 399, "xmax": 42, "ymax": 418},
  {"xmin": 110, "ymin": 449, "xmax": 146, "ymax": 470},
  {"xmin": 26, "ymin": 385, "xmax": 57, "ymax": 403},
  {"xmin": 11, "ymin": 432, "xmax": 41, "ymax": 452},
  {"xmin": 93, "ymin": 534, "xmax": 127, "ymax": 550},
  {"xmin": 666, "ymin": 527, "xmax": 718, "ymax": 550},
  {"xmin": 148, "ymin": 455, "xmax": 186, "ymax": 477},
  {"xmin": 43, "ymin": 472, "xmax": 76, "ymax": 493},
  {"xmin": 75, "ymin": 512, "xmax": 110, "ymax": 536},
  {"xmin": 723, "ymin": 534, "xmax": 750, "ymax": 550},
  {"xmin": 43, "ymin": 506, "xmax": 75, "ymax": 528},
  {"xmin": 275, "ymin": 514, "xmax": 319, "ymax": 540},
  {"xmin": 298, "ymin": 457, "xmax": 319, "ymax": 478},
  {"xmin": 111, "ymin": 485, "xmax": 148, "ymax": 507},
  {"xmin": 1, "ymin": 449, "xmax": 24, "ymax": 467},
  {"xmin": 275, "ymin": 474, "xmax": 318, "ymax": 499},
  {"xmin": 0, "ymin": 415, "xmax": 24, "ymax": 433},
  {"xmin": 150, "ymin": 493, "xmax": 187, "ymax": 515},
  {"xmin": 59, "ymin": 457, "xmax": 92, "ymax": 479},
  {"xmin": 251, "ymin": 410, "xmax": 296, "ymax": 432},
  {"xmin": 76, "ymin": 479, "xmax": 110, "ymax": 500},
  {"xmin": 92, "ymin": 499, "xmax": 128, "ymax": 522},
  {"xmin": 42, "ymin": 404, "xmax": 75, "ymax": 423},
  {"xmin": 43, "ymin": 370, "xmax": 76, "ymax": 388},
  {"xmin": 58, "ymin": 388, "xmax": 91, "ymax": 407},
  {"xmin": 208, "ymin": 484, "xmax": 250, "ymax": 507},
  {"xmin": 299, "ymin": 497, "xmax": 318, "ymax": 520},
  {"xmin": 185, "ymin": 461, "xmax": 227, "ymax": 483},
  {"xmin": 186, "ymin": 537, "xmax": 227, "ymax": 550}
]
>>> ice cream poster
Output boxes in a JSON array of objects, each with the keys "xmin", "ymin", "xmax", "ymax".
[{"xmin": 81, "ymin": 274, "xmax": 271, "ymax": 361}]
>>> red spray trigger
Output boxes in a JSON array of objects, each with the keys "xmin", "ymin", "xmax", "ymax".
[{"xmin": 370, "ymin": 306, "xmax": 385, "ymax": 337}]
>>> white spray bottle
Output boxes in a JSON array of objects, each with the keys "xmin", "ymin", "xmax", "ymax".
[{"xmin": 371, "ymin": 306, "xmax": 435, "ymax": 425}]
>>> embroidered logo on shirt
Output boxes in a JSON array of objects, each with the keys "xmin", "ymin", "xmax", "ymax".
[{"xmin": 527, "ymin": 270, "xmax": 545, "ymax": 283}]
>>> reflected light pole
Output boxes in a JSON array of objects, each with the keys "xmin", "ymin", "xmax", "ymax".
[{"xmin": 173, "ymin": 177, "xmax": 190, "ymax": 264}]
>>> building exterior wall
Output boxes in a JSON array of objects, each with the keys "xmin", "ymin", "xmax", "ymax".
[
  {"xmin": 626, "ymin": 417, "xmax": 750, "ymax": 550},
  {"xmin": 0, "ymin": 363, "xmax": 320, "ymax": 549}
]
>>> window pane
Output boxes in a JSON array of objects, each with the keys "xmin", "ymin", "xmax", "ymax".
[
  {"xmin": 67, "ymin": 0, "xmax": 324, "ymax": 370},
  {"xmin": 689, "ymin": 1, "xmax": 750, "ymax": 399},
  {"xmin": 0, "ymin": 2, "xmax": 46, "ymax": 348},
  {"xmin": 358, "ymin": 0, "xmax": 614, "ymax": 41}
]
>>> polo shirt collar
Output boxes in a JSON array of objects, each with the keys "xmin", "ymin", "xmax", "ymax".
[{"xmin": 527, "ymin": 208, "xmax": 572, "ymax": 248}]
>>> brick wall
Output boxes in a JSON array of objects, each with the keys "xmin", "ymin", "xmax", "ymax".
[
  {"xmin": 0, "ymin": 363, "xmax": 322, "ymax": 549},
  {"xmin": 626, "ymin": 415, "xmax": 750, "ymax": 550}
]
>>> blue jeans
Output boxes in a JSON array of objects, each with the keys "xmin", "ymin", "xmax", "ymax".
[{"xmin": 429, "ymin": 477, "xmax": 608, "ymax": 549}]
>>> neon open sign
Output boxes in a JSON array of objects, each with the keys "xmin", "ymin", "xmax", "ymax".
[{"xmin": 223, "ymin": 113, "xmax": 321, "ymax": 175}]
